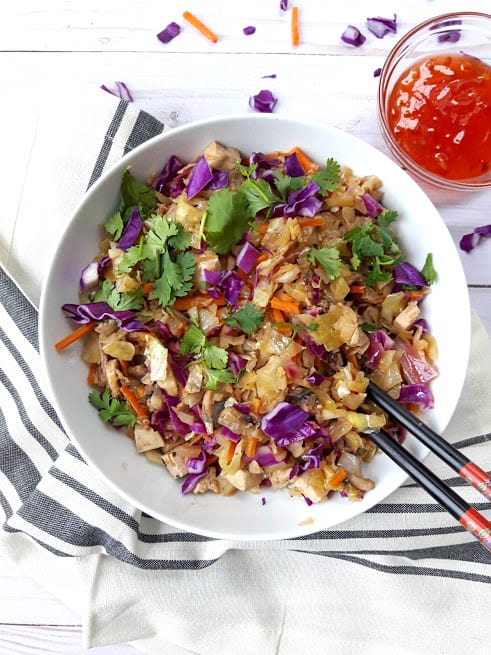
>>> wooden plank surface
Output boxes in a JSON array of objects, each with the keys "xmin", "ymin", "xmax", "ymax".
[{"xmin": 1, "ymin": 1, "xmax": 490, "ymax": 653}]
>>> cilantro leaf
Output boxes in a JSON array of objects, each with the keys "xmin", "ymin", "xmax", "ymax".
[
  {"xmin": 150, "ymin": 250, "xmax": 196, "ymax": 307},
  {"xmin": 93, "ymin": 280, "xmax": 144, "ymax": 311},
  {"xmin": 240, "ymin": 178, "xmax": 279, "ymax": 215},
  {"xmin": 168, "ymin": 228, "xmax": 192, "ymax": 251},
  {"xmin": 421, "ymin": 253, "xmax": 437, "ymax": 285},
  {"xmin": 104, "ymin": 211, "xmax": 124, "ymax": 240},
  {"xmin": 89, "ymin": 389, "xmax": 136, "ymax": 427},
  {"xmin": 205, "ymin": 188, "xmax": 253, "ymax": 254},
  {"xmin": 224, "ymin": 303, "xmax": 264, "ymax": 334},
  {"xmin": 307, "ymin": 246, "xmax": 342, "ymax": 280},
  {"xmin": 203, "ymin": 342, "xmax": 229, "ymax": 370},
  {"xmin": 311, "ymin": 158, "xmax": 341, "ymax": 196},
  {"xmin": 120, "ymin": 168, "xmax": 157, "ymax": 216},
  {"xmin": 179, "ymin": 323, "xmax": 234, "ymax": 390},
  {"xmin": 272, "ymin": 171, "xmax": 304, "ymax": 201},
  {"xmin": 204, "ymin": 367, "xmax": 235, "ymax": 390},
  {"xmin": 173, "ymin": 251, "xmax": 196, "ymax": 298},
  {"xmin": 179, "ymin": 324, "xmax": 206, "ymax": 355}
]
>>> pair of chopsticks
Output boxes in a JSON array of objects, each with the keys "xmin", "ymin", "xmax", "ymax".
[{"xmin": 365, "ymin": 381, "xmax": 491, "ymax": 554}]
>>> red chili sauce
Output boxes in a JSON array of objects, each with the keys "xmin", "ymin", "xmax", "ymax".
[{"xmin": 387, "ymin": 53, "xmax": 491, "ymax": 180}]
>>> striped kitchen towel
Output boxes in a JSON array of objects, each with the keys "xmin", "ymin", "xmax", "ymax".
[{"xmin": 1, "ymin": 96, "xmax": 491, "ymax": 583}]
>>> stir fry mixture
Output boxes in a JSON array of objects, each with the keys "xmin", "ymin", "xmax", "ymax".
[{"xmin": 58, "ymin": 142, "xmax": 438, "ymax": 503}]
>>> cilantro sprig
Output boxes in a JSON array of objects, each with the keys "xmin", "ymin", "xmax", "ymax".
[
  {"xmin": 224, "ymin": 303, "xmax": 264, "ymax": 334},
  {"xmin": 343, "ymin": 210, "xmax": 403, "ymax": 286},
  {"xmin": 421, "ymin": 253, "xmax": 437, "ymax": 285},
  {"xmin": 179, "ymin": 323, "xmax": 235, "ymax": 390},
  {"xmin": 307, "ymin": 246, "xmax": 342, "ymax": 280},
  {"xmin": 88, "ymin": 389, "xmax": 136, "ymax": 427},
  {"xmin": 311, "ymin": 158, "xmax": 341, "ymax": 196},
  {"xmin": 236, "ymin": 163, "xmax": 280, "ymax": 215},
  {"xmin": 204, "ymin": 188, "xmax": 253, "ymax": 254},
  {"xmin": 93, "ymin": 280, "xmax": 144, "ymax": 311},
  {"xmin": 271, "ymin": 321, "xmax": 319, "ymax": 346}
]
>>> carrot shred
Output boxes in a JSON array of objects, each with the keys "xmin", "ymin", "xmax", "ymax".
[
  {"xmin": 244, "ymin": 437, "xmax": 258, "ymax": 458},
  {"xmin": 172, "ymin": 294, "xmax": 226, "ymax": 311},
  {"xmin": 182, "ymin": 11, "xmax": 218, "ymax": 43},
  {"xmin": 255, "ymin": 252, "xmax": 270, "ymax": 264},
  {"xmin": 349, "ymin": 285, "xmax": 366, "ymax": 294},
  {"xmin": 250, "ymin": 398, "xmax": 262, "ymax": 415},
  {"xmin": 291, "ymin": 6, "xmax": 300, "ymax": 47},
  {"xmin": 55, "ymin": 321, "xmax": 97, "ymax": 351},
  {"xmin": 256, "ymin": 223, "xmax": 269, "ymax": 235},
  {"xmin": 327, "ymin": 468, "xmax": 347, "ymax": 488},
  {"xmin": 406, "ymin": 290, "xmax": 425, "ymax": 301},
  {"xmin": 236, "ymin": 268, "xmax": 250, "ymax": 284},
  {"xmin": 226, "ymin": 440, "xmax": 237, "ymax": 464},
  {"xmin": 119, "ymin": 359, "xmax": 130, "ymax": 377},
  {"xmin": 272, "ymin": 307, "xmax": 285, "ymax": 324},
  {"xmin": 298, "ymin": 216, "xmax": 325, "ymax": 228},
  {"xmin": 120, "ymin": 384, "xmax": 149, "ymax": 419},
  {"xmin": 271, "ymin": 296, "xmax": 300, "ymax": 314},
  {"xmin": 86, "ymin": 362, "xmax": 98, "ymax": 386},
  {"xmin": 143, "ymin": 282, "xmax": 154, "ymax": 295}
]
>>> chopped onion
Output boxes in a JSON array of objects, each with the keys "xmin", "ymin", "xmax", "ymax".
[
  {"xmin": 366, "ymin": 15, "xmax": 397, "ymax": 39},
  {"xmin": 236, "ymin": 241, "xmax": 260, "ymax": 273},
  {"xmin": 157, "ymin": 22, "xmax": 181, "ymax": 44},
  {"xmin": 341, "ymin": 25, "xmax": 366, "ymax": 47},
  {"xmin": 249, "ymin": 89, "xmax": 278, "ymax": 113}
]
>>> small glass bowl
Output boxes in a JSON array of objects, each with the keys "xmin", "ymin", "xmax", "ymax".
[{"xmin": 378, "ymin": 12, "xmax": 491, "ymax": 191}]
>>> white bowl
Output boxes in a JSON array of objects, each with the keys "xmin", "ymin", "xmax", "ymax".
[{"xmin": 39, "ymin": 114, "xmax": 470, "ymax": 540}]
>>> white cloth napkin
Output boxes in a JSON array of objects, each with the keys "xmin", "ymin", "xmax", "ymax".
[{"xmin": 1, "ymin": 92, "xmax": 490, "ymax": 655}]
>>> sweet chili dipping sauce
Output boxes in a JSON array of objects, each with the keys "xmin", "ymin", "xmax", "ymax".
[{"xmin": 387, "ymin": 53, "xmax": 491, "ymax": 180}]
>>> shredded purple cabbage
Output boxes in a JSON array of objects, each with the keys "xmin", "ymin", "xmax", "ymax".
[
  {"xmin": 157, "ymin": 22, "xmax": 181, "ymax": 44},
  {"xmin": 101, "ymin": 82, "xmax": 133, "ymax": 102},
  {"xmin": 261, "ymin": 402, "xmax": 311, "ymax": 445},
  {"xmin": 262, "ymin": 73, "xmax": 277, "ymax": 79},
  {"xmin": 228, "ymin": 351, "xmax": 247, "ymax": 378},
  {"xmin": 187, "ymin": 450, "xmax": 207, "ymax": 474},
  {"xmin": 280, "ymin": 0, "xmax": 288, "ymax": 10},
  {"xmin": 364, "ymin": 330, "xmax": 395, "ymax": 369},
  {"xmin": 274, "ymin": 181, "xmax": 322, "ymax": 218},
  {"xmin": 220, "ymin": 427, "xmax": 241, "ymax": 442},
  {"xmin": 186, "ymin": 156, "xmax": 213, "ymax": 199},
  {"xmin": 301, "ymin": 441, "xmax": 325, "ymax": 471},
  {"xmin": 118, "ymin": 207, "xmax": 143, "ymax": 250},
  {"xmin": 438, "ymin": 30, "xmax": 461, "ymax": 43},
  {"xmin": 236, "ymin": 241, "xmax": 260, "ymax": 273},
  {"xmin": 366, "ymin": 15, "xmax": 397, "ymax": 38},
  {"xmin": 182, "ymin": 470, "xmax": 208, "ymax": 494},
  {"xmin": 79, "ymin": 262, "xmax": 100, "ymax": 293},
  {"xmin": 252, "ymin": 445, "xmax": 286, "ymax": 467},
  {"xmin": 393, "ymin": 262, "xmax": 427, "ymax": 287},
  {"xmin": 341, "ymin": 25, "xmax": 366, "ymax": 47},
  {"xmin": 243, "ymin": 26, "xmax": 256, "ymax": 35},
  {"xmin": 413, "ymin": 318, "xmax": 429, "ymax": 334},
  {"xmin": 234, "ymin": 403, "xmax": 250, "ymax": 414},
  {"xmin": 373, "ymin": 67, "xmax": 382, "ymax": 78},
  {"xmin": 305, "ymin": 371, "xmax": 325, "ymax": 386},
  {"xmin": 161, "ymin": 393, "xmax": 192, "ymax": 436},
  {"xmin": 249, "ymin": 89, "xmax": 278, "ymax": 113},
  {"xmin": 153, "ymin": 155, "xmax": 183, "ymax": 194},
  {"xmin": 460, "ymin": 224, "xmax": 491, "ymax": 253},
  {"xmin": 360, "ymin": 193, "xmax": 383, "ymax": 217},
  {"xmin": 208, "ymin": 170, "xmax": 229, "ymax": 190},
  {"xmin": 284, "ymin": 152, "xmax": 305, "ymax": 177},
  {"xmin": 398, "ymin": 384, "xmax": 434, "ymax": 409},
  {"xmin": 202, "ymin": 269, "xmax": 243, "ymax": 307},
  {"xmin": 61, "ymin": 302, "xmax": 148, "ymax": 332}
]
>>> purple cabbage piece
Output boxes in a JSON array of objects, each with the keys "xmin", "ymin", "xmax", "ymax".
[
  {"xmin": 236, "ymin": 241, "xmax": 260, "ymax": 273},
  {"xmin": 311, "ymin": 274, "xmax": 321, "ymax": 305},
  {"xmin": 261, "ymin": 402, "xmax": 310, "ymax": 445},
  {"xmin": 161, "ymin": 393, "xmax": 191, "ymax": 436},
  {"xmin": 253, "ymin": 445, "xmax": 286, "ymax": 467},
  {"xmin": 460, "ymin": 224, "xmax": 491, "ymax": 253},
  {"xmin": 249, "ymin": 89, "xmax": 278, "ymax": 113},
  {"xmin": 228, "ymin": 351, "xmax": 247, "ymax": 378},
  {"xmin": 187, "ymin": 449, "xmax": 207, "ymax": 474},
  {"xmin": 202, "ymin": 434, "xmax": 217, "ymax": 452},
  {"xmin": 274, "ymin": 181, "xmax": 322, "ymax": 218},
  {"xmin": 220, "ymin": 427, "xmax": 241, "ymax": 442},
  {"xmin": 305, "ymin": 334, "xmax": 327, "ymax": 359},
  {"xmin": 157, "ymin": 22, "xmax": 181, "ymax": 44},
  {"xmin": 250, "ymin": 151, "xmax": 281, "ymax": 181},
  {"xmin": 208, "ymin": 170, "xmax": 229, "ymax": 190},
  {"xmin": 221, "ymin": 271, "xmax": 244, "ymax": 306},
  {"xmin": 153, "ymin": 155, "xmax": 183, "ymax": 194},
  {"xmin": 61, "ymin": 302, "xmax": 148, "ymax": 332},
  {"xmin": 301, "ymin": 441, "xmax": 325, "ymax": 471},
  {"xmin": 261, "ymin": 497, "xmax": 266, "ymax": 505},
  {"xmin": 393, "ymin": 262, "xmax": 427, "ymax": 287},
  {"xmin": 364, "ymin": 330, "xmax": 395, "ymax": 369},
  {"xmin": 360, "ymin": 193, "xmax": 383, "ymax": 217},
  {"xmin": 150, "ymin": 405, "xmax": 170, "ymax": 435},
  {"xmin": 280, "ymin": 0, "xmax": 288, "ymax": 10},
  {"xmin": 341, "ymin": 25, "xmax": 366, "ymax": 47},
  {"xmin": 79, "ymin": 261, "xmax": 99, "ymax": 292},
  {"xmin": 413, "ymin": 318, "xmax": 429, "ymax": 334},
  {"xmin": 430, "ymin": 18, "xmax": 462, "ymax": 30},
  {"xmin": 186, "ymin": 156, "xmax": 213, "ymax": 199},
  {"xmin": 438, "ymin": 30, "xmax": 461, "ymax": 43},
  {"xmin": 398, "ymin": 384, "xmax": 434, "ymax": 409},
  {"xmin": 305, "ymin": 371, "xmax": 326, "ymax": 386},
  {"xmin": 366, "ymin": 15, "xmax": 397, "ymax": 38},
  {"xmin": 118, "ymin": 207, "xmax": 143, "ymax": 250},
  {"xmin": 284, "ymin": 152, "xmax": 305, "ymax": 177},
  {"xmin": 101, "ymin": 82, "xmax": 133, "ymax": 102},
  {"xmin": 182, "ymin": 470, "xmax": 208, "ymax": 495},
  {"xmin": 243, "ymin": 26, "xmax": 256, "ymax": 35},
  {"xmin": 262, "ymin": 73, "xmax": 277, "ymax": 79},
  {"xmin": 234, "ymin": 403, "xmax": 251, "ymax": 414},
  {"xmin": 303, "ymin": 494, "xmax": 313, "ymax": 506},
  {"xmin": 374, "ymin": 67, "xmax": 382, "ymax": 78},
  {"xmin": 202, "ymin": 269, "xmax": 222, "ymax": 285}
]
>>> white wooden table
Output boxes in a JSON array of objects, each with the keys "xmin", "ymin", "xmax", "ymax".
[{"xmin": 1, "ymin": 1, "xmax": 490, "ymax": 652}]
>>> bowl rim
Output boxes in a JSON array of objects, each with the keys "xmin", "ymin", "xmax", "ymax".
[
  {"xmin": 38, "ymin": 112, "xmax": 471, "ymax": 540},
  {"xmin": 377, "ymin": 11, "xmax": 491, "ymax": 191}
]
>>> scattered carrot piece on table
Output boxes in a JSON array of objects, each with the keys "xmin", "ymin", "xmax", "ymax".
[
  {"xmin": 291, "ymin": 6, "xmax": 300, "ymax": 47},
  {"xmin": 182, "ymin": 11, "xmax": 218, "ymax": 43},
  {"xmin": 54, "ymin": 321, "xmax": 97, "ymax": 351}
]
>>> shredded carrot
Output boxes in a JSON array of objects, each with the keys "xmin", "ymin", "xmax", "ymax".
[
  {"xmin": 182, "ymin": 11, "xmax": 218, "ymax": 43},
  {"xmin": 250, "ymin": 398, "xmax": 262, "ymax": 415},
  {"xmin": 120, "ymin": 384, "xmax": 149, "ymax": 419},
  {"xmin": 298, "ymin": 216, "xmax": 325, "ymax": 228},
  {"xmin": 143, "ymin": 281, "xmax": 154, "ymax": 295},
  {"xmin": 256, "ymin": 223, "xmax": 269, "ymax": 235},
  {"xmin": 291, "ymin": 6, "xmax": 300, "ymax": 47},
  {"xmin": 135, "ymin": 384, "xmax": 146, "ymax": 399},
  {"xmin": 347, "ymin": 354, "xmax": 360, "ymax": 370},
  {"xmin": 244, "ymin": 437, "xmax": 258, "ymax": 458},
  {"xmin": 272, "ymin": 307, "xmax": 285, "ymax": 324},
  {"xmin": 236, "ymin": 268, "xmax": 250, "ymax": 284},
  {"xmin": 286, "ymin": 147, "xmax": 318, "ymax": 173},
  {"xmin": 119, "ymin": 359, "xmax": 130, "ymax": 377},
  {"xmin": 172, "ymin": 294, "xmax": 226, "ymax": 311},
  {"xmin": 349, "ymin": 285, "xmax": 366, "ymax": 294},
  {"xmin": 87, "ymin": 362, "xmax": 97, "ymax": 386},
  {"xmin": 55, "ymin": 321, "xmax": 97, "ymax": 351},
  {"xmin": 271, "ymin": 296, "xmax": 300, "ymax": 314},
  {"xmin": 226, "ymin": 440, "xmax": 237, "ymax": 464},
  {"xmin": 327, "ymin": 468, "xmax": 348, "ymax": 488},
  {"xmin": 255, "ymin": 252, "xmax": 270, "ymax": 264},
  {"xmin": 406, "ymin": 290, "xmax": 425, "ymax": 302}
]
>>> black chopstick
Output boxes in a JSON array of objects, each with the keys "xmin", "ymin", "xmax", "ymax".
[
  {"xmin": 367, "ymin": 381, "xmax": 491, "ymax": 502},
  {"xmin": 367, "ymin": 428, "xmax": 491, "ymax": 553}
]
